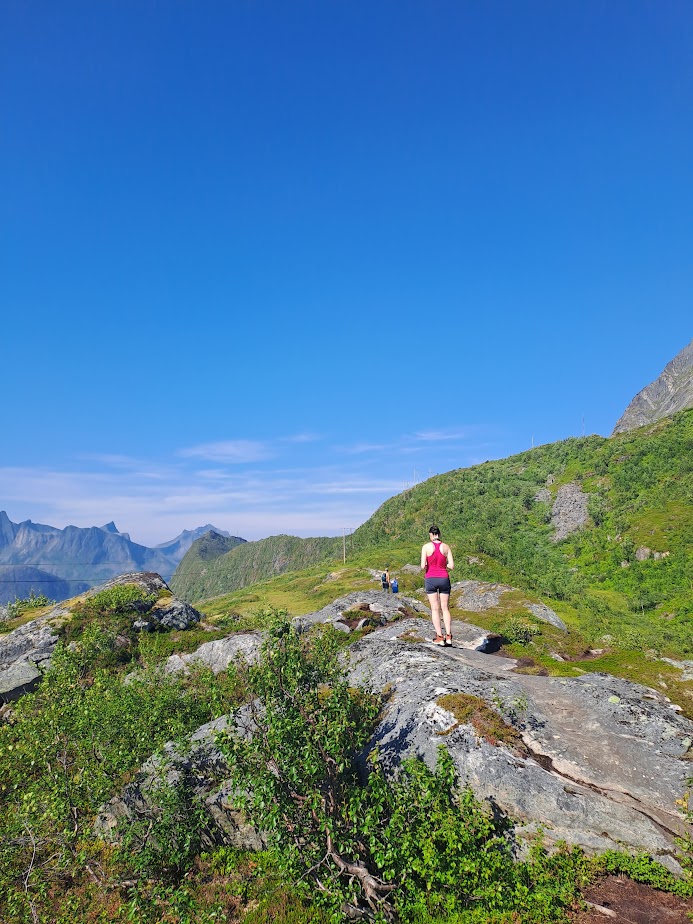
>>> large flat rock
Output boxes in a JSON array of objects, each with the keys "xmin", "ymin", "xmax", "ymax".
[{"xmin": 348, "ymin": 618, "xmax": 692, "ymax": 870}]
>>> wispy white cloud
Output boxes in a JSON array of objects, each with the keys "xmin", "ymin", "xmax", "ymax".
[
  {"xmin": 339, "ymin": 442, "xmax": 388, "ymax": 455},
  {"xmin": 414, "ymin": 428, "xmax": 474, "ymax": 442},
  {"xmin": 178, "ymin": 440, "xmax": 273, "ymax": 463},
  {"xmin": 280, "ymin": 432, "xmax": 321, "ymax": 444}
]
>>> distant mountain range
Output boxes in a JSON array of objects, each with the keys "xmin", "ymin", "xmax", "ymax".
[
  {"xmin": 0, "ymin": 513, "xmax": 245, "ymax": 604},
  {"xmin": 613, "ymin": 338, "xmax": 693, "ymax": 434}
]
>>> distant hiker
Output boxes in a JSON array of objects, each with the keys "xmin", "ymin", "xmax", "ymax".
[
  {"xmin": 391, "ymin": 577, "xmax": 399, "ymax": 594},
  {"xmin": 421, "ymin": 525, "xmax": 454, "ymax": 646},
  {"xmin": 381, "ymin": 568, "xmax": 390, "ymax": 591}
]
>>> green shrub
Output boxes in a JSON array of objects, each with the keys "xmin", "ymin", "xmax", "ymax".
[
  {"xmin": 6, "ymin": 591, "xmax": 54, "ymax": 618},
  {"xmin": 495, "ymin": 616, "xmax": 542, "ymax": 645},
  {"xmin": 0, "ymin": 625, "xmax": 245, "ymax": 922},
  {"xmin": 82, "ymin": 583, "xmax": 158, "ymax": 614}
]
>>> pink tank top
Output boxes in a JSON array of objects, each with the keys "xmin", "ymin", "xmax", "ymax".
[{"xmin": 426, "ymin": 541, "xmax": 448, "ymax": 578}]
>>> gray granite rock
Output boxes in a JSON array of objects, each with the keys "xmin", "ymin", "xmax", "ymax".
[
  {"xmin": 525, "ymin": 603, "xmax": 567, "ymax": 632},
  {"xmin": 660, "ymin": 658, "xmax": 693, "ymax": 682},
  {"xmin": 164, "ymin": 633, "xmax": 262, "ymax": 674},
  {"xmin": 94, "ymin": 715, "xmax": 264, "ymax": 852},
  {"xmin": 551, "ymin": 483, "xmax": 590, "ymax": 542},
  {"xmin": 0, "ymin": 619, "xmax": 59, "ymax": 702},
  {"xmin": 0, "ymin": 619, "xmax": 59, "ymax": 670},
  {"xmin": 97, "ymin": 616, "xmax": 693, "ymax": 872},
  {"xmin": 0, "ymin": 572, "xmax": 202, "ymax": 702},
  {"xmin": 148, "ymin": 596, "xmax": 201, "ymax": 630},
  {"xmin": 292, "ymin": 590, "xmax": 428, "ymax": 634},
  {"xmin": 348, "ymin": 619, "xmax": 692, "ymax": 870},
  {"xmin": 450, "ymin": 580, "xmax": 514, "ymax": 611},
  {"xmin": 0, "ymin": 658, "xmax": 42, "ymax": 702}
]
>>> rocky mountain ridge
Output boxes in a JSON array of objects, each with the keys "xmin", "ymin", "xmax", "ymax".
[
  {"xmin": 613, "ymin": 338, "xmax": 693, "ymax": 434},
  {"xmin": 0, "ymin": 512, "xmax": 243, "ymax": 603}
]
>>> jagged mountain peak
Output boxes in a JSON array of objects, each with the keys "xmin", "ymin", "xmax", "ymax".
[
  {"xmin": 100, "ymin": 521, "xmax": 120, "ymax": 533},
  {"xmin": 612, "ymin": 338, "xmax": 693, "ymax": 434}
]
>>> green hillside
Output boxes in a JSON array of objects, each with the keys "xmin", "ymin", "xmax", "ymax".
[
  {"xmin": 173, "ymin": 410, "xmax": 693, "ymax": 656},
  {"xmin": 170, "ymin": 533, "xmax": 340, "ymax": 602}
]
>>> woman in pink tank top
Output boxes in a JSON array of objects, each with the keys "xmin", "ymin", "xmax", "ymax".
[{"xmin": 420, "ymin": 525, "xmax": 454, "ymax": 646}]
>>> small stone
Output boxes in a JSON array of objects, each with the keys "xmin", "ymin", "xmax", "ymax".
[
  {"xmin": 608, "ymin": 695, "xmax": 621, "ymax": 704},
  {"xmin": 132, "ymin": 619, "xmax": 154, "ymax": 631}
]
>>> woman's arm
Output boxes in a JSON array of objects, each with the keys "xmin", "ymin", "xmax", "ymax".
[
  {"xmin": 420, "ymin": 543, "xmax": 430, "ymax": 571},
  {"xmin": 443, "ymin": 544, "xmax": 454, "ymax": 570}
]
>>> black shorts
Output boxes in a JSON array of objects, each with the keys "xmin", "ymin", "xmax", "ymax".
[{"xmin": 424, "ymin": 576, "xmax": 451, "ymax": 594}]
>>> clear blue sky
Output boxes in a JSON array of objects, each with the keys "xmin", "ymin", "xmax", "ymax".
[{"xmin": 2, "ymin": 1, "xmax": 691, "ymax": 545}]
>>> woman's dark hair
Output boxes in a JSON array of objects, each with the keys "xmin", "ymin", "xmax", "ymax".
[{"xmin": 428, "ymin": 525, "xmax": 441, "ymax": 537}]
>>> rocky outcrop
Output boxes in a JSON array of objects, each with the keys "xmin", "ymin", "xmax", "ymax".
[
  {"xmin": 613, "ymin": 339, "xmax": 693, "ymax": 434},
  {"xmin": 164, "ymin": 633, "xmax": 262, "ymax": 675},
  {"xmin": 348, "ymin": 619, "xmax": 692, "ymax": 870},
  {"xmin": 551, "ymin": 483, "xmax": 590, "ymax": 542},
  {"xmin": 0, "ymin": 572, "xmax": 202, "ymax": 702},
  {"xmin": 291, "ymin": 590, "xmax": 429, "ymax": 634},
  {"xmin": 100, "ymin": 615, "xmax": 692, "ymax": 871},
  {"xmin": 0, "ymin": 619, "xmax": 60, "ymax": 702},
  {"xmin": 94, "ymin": 715, "xmax": 263, "ymax": 852}
]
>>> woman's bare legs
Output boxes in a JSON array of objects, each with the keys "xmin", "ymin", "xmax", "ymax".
[
  {"xmin": 439, "ymin": 593, "xmax": 452, "ymax": 637},
  {"xmin": 427, "ymin": 591, "xmax": 444, "ymax": 638}
]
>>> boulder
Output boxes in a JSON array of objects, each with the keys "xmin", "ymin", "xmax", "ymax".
[
  {"xmin": 0, "ymin": 619, "xmax": 59, "ymax": 703},
  {"xmin": 148, "ymin": 596, "xmax": 201, "ymax": 630},
  {"xmin": 164, "ymin": 633, "xmax": 262, "ymax": 675},
  {"xmin": 94, "ymin": 715, "xmax": 263, "ymax": 852},
  {"xmin": 0, "ymin": 658, "xmax": 42, "ymax": 702}
]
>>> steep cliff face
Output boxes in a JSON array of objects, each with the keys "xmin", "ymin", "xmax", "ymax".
[{"xmin": 613, "ymin": 339, "xmax": 693, "ymax": 434}]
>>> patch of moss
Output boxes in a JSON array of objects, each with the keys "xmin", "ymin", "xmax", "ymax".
[
  {"xmin": 398, "ymin": 629, "xmax": 426, "ymax": 644},
  {"xmin": 436, "ymin": 693, "xmax": 526, "ymax": 752}
]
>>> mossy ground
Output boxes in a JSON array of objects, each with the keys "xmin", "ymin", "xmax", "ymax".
[{"xmin": 436, "ymin": 692, "xmax": 526, "ymax": 751}]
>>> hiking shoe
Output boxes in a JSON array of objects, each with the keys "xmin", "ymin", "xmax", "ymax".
[
  {"xmin": 432, "ymin": 635, "xmax": 446, "ymax": 646},
  {"xmin": 444, "ymin": 635, "xmax": 453, "ymax": 647}
]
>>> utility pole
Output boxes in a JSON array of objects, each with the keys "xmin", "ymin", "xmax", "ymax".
[{"xmin": 341, "ymin": 527, "xmax": 353, "ymax": 563}]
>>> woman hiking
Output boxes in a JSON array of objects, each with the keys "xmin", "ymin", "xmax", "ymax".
[{"xmin": 421, "ymin": 525, "xmax": 454, "ymax": 646}]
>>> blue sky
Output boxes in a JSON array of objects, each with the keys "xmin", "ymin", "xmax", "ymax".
[{"xmin": 2, "ymin": 1, "xmax": 691, "ymax": 545}]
